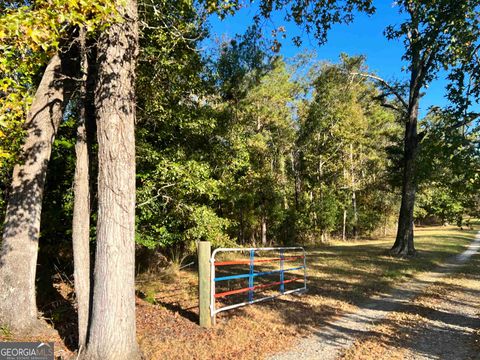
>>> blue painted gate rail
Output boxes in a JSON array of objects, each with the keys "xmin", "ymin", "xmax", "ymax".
[{"xmin": 209, "ymin": 247, "xmax": 307, "ymax": 321}]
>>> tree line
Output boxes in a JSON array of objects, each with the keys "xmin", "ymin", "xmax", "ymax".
[{"xmin": 0, "ymin": 0, "xmax": 479, "ymax": 359}]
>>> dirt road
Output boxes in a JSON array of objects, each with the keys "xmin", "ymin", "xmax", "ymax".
[{"xmin": 271, "ymin": 232, "xmax": 480, "ymax": 360}]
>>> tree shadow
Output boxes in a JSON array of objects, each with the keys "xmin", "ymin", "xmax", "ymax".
[
  {"xmin": 342, "ymin": 292, "xmax": 480, "ymax": 359},
  {"xmin": 36, "ymin": 251, "xmax": 78, "ymax": 351},
  {"xmin": 153, "ymin": 300, "xmax": 199, "ymax": 324}
]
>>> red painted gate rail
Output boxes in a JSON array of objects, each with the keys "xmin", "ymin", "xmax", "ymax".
[{"xmin": 209, "ymin": 247, "xmax": 307, "ymax": 322}]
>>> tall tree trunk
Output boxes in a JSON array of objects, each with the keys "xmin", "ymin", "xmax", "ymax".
[
  {"xmin": 279, "ymin": 154, "xmax": 288, "ymax": 210},
  {"xmin": 250, "ymin": 232, "xmax": 256, "ymax": 246},
  {"xmin": 384, "ymin": 216, "xmax": 388, "ymax": 237},
  {"xmin": 350, "ymin": 144, "xmax": 358, "ymax": 240},
  {"xmin": 352, "ymin": 190, "xmax": 358, "ymax": 240},
  {"xmin": 72, "ymin": 28, "xmax": 91, "ymax": 350},
  {"xmin": 392, "ymin": 97, "xmax": 419, "ymax": 256},
  {"xmin": 309, "ymin": 190, "xmax": 318, "ymax": 229},
  {"xmin": 391, "ymin": 9, "xmax": 423, "ymax": 257},
  {"xmin": 291, "ymin": 152, "xmax": 300, "ymax": 209},
  {"xmin": 0, "ymin": 55, "xmax": 68, "ymax": 332},
  {"xmin": 239, "ymin": 211, "xmax": 244, "ymax": 244},
  {"xmin": 82, "ymin": 0, "xmax": 140, "ymax": 358}
]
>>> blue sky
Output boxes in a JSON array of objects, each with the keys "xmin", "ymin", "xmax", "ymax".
[{"xmin": 204, "ymin": 1, "xmax": 450, "ymax": 117}]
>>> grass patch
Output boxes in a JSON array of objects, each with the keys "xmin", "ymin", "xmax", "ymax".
[
  {"xmin": 304, "ymin": 227, "xmax": 477, "ymax": 303},
  {"xmin": 0, "ymin": 324, "xmax": 12, "ymax": 339},
  {"xmin": 135, "ymin": 225, "xmax": 479, "ymax": 360}
]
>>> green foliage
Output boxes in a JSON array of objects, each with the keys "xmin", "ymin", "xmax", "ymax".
[
  {"xmin": 135, "ymin": 0, "xmax": 234, "ymax": 255},
  {"xmin": 135, "ymin": 154, "xmax": 229, "ymax": 252},
  {"xmin": 135, "ymin": 44, "xmax": 403, "ymax": 253},
  {"xmin": 415, "ymin": 186, "xmax": 465, "ymax": 225},
  {"xmin": 214, "ymin": 25, "xmax": 271, "ymax": 101},
  {"xmin": 414, "ymin": 109, "xmax": 480, "ymax": 224},
  {"xmin": 314, "ymin": 187, "xmax": 340, "ymax": 234},
  {"xmin": 214, "ymin": 55, "xmax": 298, "ymax": 245},
  {"xmin": 297, "ymin": 55, "xmax": 401, "ymax": 239},
  {"xmin": 256, "ymin": 0, "xmax": 375, "ymax": 46},
  {"xmin": 385, "ymin": 0, "xmax": 480, "ymax": 97},
  {"xmin": 0, "ymin": 1, "xmax": 119, "ymax": 159},
  {"xmin": 3, "ymin": 0, "xmax": 478, "ymax": 267},
  {"xmin": 185, "ymin": 206, "xmax": 233, "ymax": 247}
]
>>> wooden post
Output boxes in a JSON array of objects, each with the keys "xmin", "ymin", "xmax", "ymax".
[{"xmin": 198, "ymin": 241, "xmax": 213, "ymax": 327}]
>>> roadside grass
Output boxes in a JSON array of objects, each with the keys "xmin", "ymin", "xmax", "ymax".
[
  {"xmin": 305, "ymin": 227, "xmax": 477, "ymax": 304},
  {"xmin": 135, "ymin": 225, "xmax": 479, "ymax": 360}
]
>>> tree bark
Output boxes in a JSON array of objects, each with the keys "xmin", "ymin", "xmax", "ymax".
[
  {"xmin": 0, "ymin": 55, "xmax": 68, "ymax": 332},
  {"xmin": 391, "ymin": 116, "xmax": 418, "ymax": 256},
  {"xmin": 82, "ymin": 0, "xmax": 141, "ymax": 358},
  {"xmin": 72, "ymin": 28, "xmax": 91, "ymax": 350},
  {"xmin": 279, "ymin": 154, "xmax": 288, "ymax": 210},
  {"xmin": 392, "ymin": 89, "xmax": 419, "ymax": 256}
]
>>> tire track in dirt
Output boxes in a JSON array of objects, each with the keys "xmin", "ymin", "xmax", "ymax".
[{"xmin": 270, "ymin": 232, "xmax": 480, "ymax": 360}]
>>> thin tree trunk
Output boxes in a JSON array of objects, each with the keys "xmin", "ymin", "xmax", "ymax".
[
  {"xmin": 82, "ymin": 0, "xmax": 140, "ymax": 358},
  {"xmin": 350, "ymin": 144, "xmax": 358, "ymax": 240},
  {"xmin": 292, "ymin": 151, "xmax": 300, "ymax": 209},
  {"xmin": 0, "ymin": 55, "xmax": 68, "ymax": 332},
  {"xmin": 279, "ymin": 154, "xmax": 288, "ymax": 210},
  {"xmin": 261, "ymin": 216, "xmax": 267, "ymax": 245},
  {"xmin": 352, "ymin": 190, "xmax": 358, "ymax": 240},
  {"xmin": 309, "ymin": 190, "xmax": 318, "ymax": 229},
  {"xmin": 384, "ymin": 216, "xmax": 388, "ymax": 237},
  {"xmin": 72, "ymin": 28, "xmax": 91, "ymax": 350},
  {"xmin": 316, "ymin": 159, "xmax": 323, "ymax": 235}
]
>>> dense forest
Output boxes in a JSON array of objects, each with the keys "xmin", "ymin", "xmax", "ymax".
[
  {"xmin": 2, "ymin": 2, "xmax": 478, "ymax": 259},
  {"xmin": 0, "ymin": 0, "xmax": 479, "ymax": 359}
]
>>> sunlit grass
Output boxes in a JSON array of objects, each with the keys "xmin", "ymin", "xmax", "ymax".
[{"xmin": 304, "ymin": 226, "xmax": 478, "ymax": 304}]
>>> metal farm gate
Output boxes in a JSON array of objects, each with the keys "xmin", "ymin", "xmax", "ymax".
[{"xmin": 207, "ymin": 246, "xmax": 307, "ymax": 325}]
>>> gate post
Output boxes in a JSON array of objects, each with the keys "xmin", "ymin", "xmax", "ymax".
[{"xmin": 198, "ymin": 241, "xmax": 212, "ymax": 327}]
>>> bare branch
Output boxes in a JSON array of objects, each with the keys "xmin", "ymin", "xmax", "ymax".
[
  {"xmin": 448, "ymin": 112, "xmax": 480, "ymax": 131},
  {"xmin": 350, "ymin": 72, "xmax": 409, "ymax": 110},
  {"xmin": 136, "ymin": 183, "xmax": 176, "ymax": 208},
  {"xmin": 372, "ymin": 96, "xmax": 402, "ymax": 112}
]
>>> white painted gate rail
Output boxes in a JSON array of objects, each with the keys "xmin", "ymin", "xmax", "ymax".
[{"xmin": 209, "ymin": 246, "xmax": 307, "ymax": 324}]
